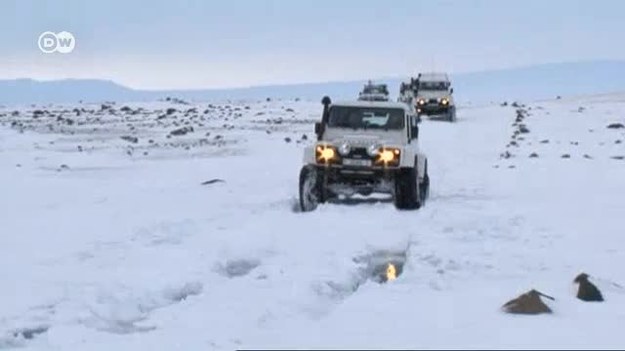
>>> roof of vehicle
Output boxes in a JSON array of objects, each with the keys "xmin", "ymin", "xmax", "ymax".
[
  {"xmin": 331, "ymin": 100, "xmax": 412, "ymax": 111},
  {"xmin": 418, "ymin": 72, "xmax": 450, "ymax": 82}
]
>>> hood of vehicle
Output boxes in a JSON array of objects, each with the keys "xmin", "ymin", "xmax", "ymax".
[{"xmin": 322, "ymin": 128, "xmax": 405, "ymax": 146}]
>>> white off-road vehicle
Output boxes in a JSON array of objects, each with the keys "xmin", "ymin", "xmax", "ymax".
[
  {"xmin": 358, "ymin": 80, "xmax": 390, "ymax": 102},
  {"xmin": 298, "ymin": 96, "xmax": 430, "ymax": 212},
  {"xmin": 414, "ymin": 73, "xmax": 456, "ymax": 122}
]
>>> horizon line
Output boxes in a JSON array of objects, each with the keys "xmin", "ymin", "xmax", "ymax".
[{"xmin": 2, "ymin": 58, "xmax": 624, "ymax": 92}]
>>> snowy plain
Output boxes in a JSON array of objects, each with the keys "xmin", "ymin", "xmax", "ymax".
[{"xmin": 1, "ymin": 93, "xmax": 625, "ymax": 350}]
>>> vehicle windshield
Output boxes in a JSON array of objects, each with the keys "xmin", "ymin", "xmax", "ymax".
[
  {"xmin": 419, "ymin": 81, "xmax": 448, "ymax": 91},
  {"xmin": 362, "ymin": 85, "xmax": 388, "ymax": 95},
  {"xmin": 327, "ymin": 106, "xmax": 405, "ymax": 130}
]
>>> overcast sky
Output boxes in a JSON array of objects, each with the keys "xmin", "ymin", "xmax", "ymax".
[{"xmin": 1, "ymin": 0, "xmax": 624, "ymax": 89}]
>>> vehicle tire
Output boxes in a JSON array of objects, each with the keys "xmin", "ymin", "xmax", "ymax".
[
  {"xmin": 299, "ymin": 166, "xmax": 326, "ymax": 212},
  {"xmin": 448, "ymin": 106, "xmax": 457, "ymax": 122},
  {"xmin": 420, "ymin": 162, "xmax": 430, "ymax": 204},
  {"xmin": 394, "ymin": 166, "xmax": 421, "ymax": 210}
]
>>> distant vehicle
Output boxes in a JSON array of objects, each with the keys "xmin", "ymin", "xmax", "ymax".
[
  {"xmin": 414, "ymin": 73, "xmax": 456, "ymax": 122},
  {"xmin": 298, "ymin": 96, "xmax": 429, "ymax": 212},
  {"xmin": 358, "ymin": 81, "xmax": 390, "ymax": 101}
]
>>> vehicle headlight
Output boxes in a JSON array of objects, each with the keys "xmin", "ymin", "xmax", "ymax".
[
  {"xmin": 315, "ymin": 144, "xmax": 338, "ymax": 164},
  {"xmin": 366, "ymin": 143, "xmax": 380, "ymax": 157},
  {"xmin": 440, "ymin": 97, "xmax": 449, "ymax": 105},
  {"xmin": 375, "ymin": 147, "xmax": 401, "ymax": 166},
  {"xmin": 337, "ymin": 142, "xmax": 351, "ymax": 156},
  {"xmin": 417, "ymin": 99, "xmax": 426, "ymax": 105}
]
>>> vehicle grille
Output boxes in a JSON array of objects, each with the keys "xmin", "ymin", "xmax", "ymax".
[
  {"xmin": 428, "ymin": 98, "xmax": 438, "ymax": 104},
  {"xmin": 347, "ymin": 147, "xmax": 370, "ymax": 159}
]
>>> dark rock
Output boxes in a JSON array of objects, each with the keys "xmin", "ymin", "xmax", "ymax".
[
  {"xmin": 170, "ymin": 126, "xmax": 194, "ymax": 136},
  {"xmin": 616, "ymin": 140, "xmax": 622, "ymax": 144},
  {"xmin": 500, "ymin": 151, "xmax": 512, "ymax": 159},
  {"xmin": 166, "ymin": 108, "xmax": 177, "ymax": 115},
  {"xmin": 583, "ymin": 154, "xmax": 593, "ymax": 159},
  {"xmin": 556, "ymin": 95, "xmax": 562, "ymax": 100},
  {"xmin": 611, "ymin": 156, "xmax": 625, "ymax": 160},
  {"xmin": 12, "ymin": 326, "xmax": 49, "ymax": 340},
  {"xmin": 120, "ymin": 135, "xmax": 139, "ymax": 143},
  {"xmin": 518, "ymin": 125, "xmax": 530, "ymax": 134},
  {"xmin": 561, "ymin": 154, "xmax": 571, "ymax": 159},
  {"xmin": 284, "ymin": 137, "xmax": 292, "ymax": 143},
  {"xmin": 529, "ymin": 152, "xmax": 539, "ymax": 158},
  {"xmin": 607, "ymin": 123, "xmax": 625, "ymax": 129},
  {"xmin": 540, "ymin": 139, "xmax": 550, "ymax": 144},
  {"xmin": 578, "ymin": 107, "xmax": 586, "ymax": 113},
  {"xmin": 511, "ymin": 102, "xmax": 520, "ymax": 108},
  {"xmin": 301, "ymin": 134, "xmax": 308, "ymax": 140},
  {"xmin": 58, "ymin": 164, "xmax": 70, "ymax": 171},
  {"xmin": 502, "ymin": 289, "xmax": 554, "ymax": 315},
  {"xmin": 501, "ymin": 101, "xmax": 508, "ymax": 107},
  {"xmin": 201, "ymin": 179, "xmax": 225, "ymax": 185},
  {"xmin": 285, "ymin": 108, "xmax": 294, "ymax": 112},
  {"xmin": 574, "ymin": 273, "xmax": 604, "ymax": 302}
]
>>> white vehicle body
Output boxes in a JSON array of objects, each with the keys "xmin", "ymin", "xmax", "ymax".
[
  {"xmin": 302, "ymin": 100, "xmax": 426, "ymax": 171},
  {"xmin": 358, "ymin": 81, "xmax": 390, "ymax": 102},
  {"xmin": 414, "ymin": 72, "xmax": 456, "ymax": 122},
  {"xmin": 299, "ymin": 98, "xmax": 429, "ymax": 211}
]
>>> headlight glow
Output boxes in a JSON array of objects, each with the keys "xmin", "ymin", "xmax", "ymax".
[
  {"xmin": 440, "ymin": 97, "xmax": 449, "ymax": 105},
  {"xmin": 375, "ymin": 147, "xmax": 401, "ymax": 166},
  {"xmin": 315, "ymin": 145, "xmax": 337, "ymax": 163},
  {"xmin": 417, "ymin": 99, "xmax": 426, "ymax": 105}
]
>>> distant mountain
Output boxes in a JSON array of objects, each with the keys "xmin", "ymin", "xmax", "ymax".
[{"xmin": 2, "ymin": 60, "xmax": 625, "ymax": 105}]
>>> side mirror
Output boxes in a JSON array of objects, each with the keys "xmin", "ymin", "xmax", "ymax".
[
  {"xmin": 411, "ymin": 126, "xmax": 419, "ymax": 139},
  {"xmin": 450, "ymin": 88, "xmax": 454, "ymax": 94}
]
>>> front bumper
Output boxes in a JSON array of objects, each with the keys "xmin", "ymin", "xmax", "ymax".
[
  {"xmin": 312, "ymin": 164, "xmax": 399, "ymax": 195},
  {"xmin": 417, "ymin": 103, "xmax": 451, "ymax": 115}
]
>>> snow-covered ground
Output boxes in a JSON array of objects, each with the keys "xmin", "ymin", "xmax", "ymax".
[{"xmin": 1, "ymin": 94, "xmax": 625, "ymax": 349}]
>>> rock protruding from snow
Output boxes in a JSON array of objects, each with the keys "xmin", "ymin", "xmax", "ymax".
[
  {"xmin": 607, "ymin": 123, "xmax": 625, "ymax": 129},
  {"xmin": 502, "ymin": 289, "xmax": 554, "ymax": 315},
  {"xmin": 201, "ymin": 179, "xmax": 225, "ymax": 185},
  {"xmin": 574, "ymin": 273, "xmax": 604, "ymax": 302},
  {"xmin": 169, "ymin": 126, "xmax": 194, "ymax": 136},
  {"xmin": 120, "ymin": 135, "xmax": 139, "ymax": 143}
]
